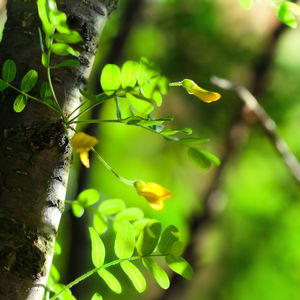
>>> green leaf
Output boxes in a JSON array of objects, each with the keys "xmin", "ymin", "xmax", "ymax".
[
  {"xmin": 13, "ymin": 95, "xmax": 27, "ymax": 113},
  {"xmin": 55, "ymin": 241, "xmax": 62, "ymax": 255},
  {"xmin": 278, "ymin": 2, "xmax": 298, "ymax": 28},
  {"xmin": 114, "ymin": 220, "xmax": 135, "ymax": 259},
  {"xmin": 99, "ymin": 199, "xmax": 126, "ymax": 215},
  {"xmin": 152, "ymin": 90, "xmax": 162, "ymax": 107},
  {"xmin": 188, "ymin": 148, "xmax": 220, "ymax": 169},
  {"xmin": 72, "ymin": 201, "xmax": 84, "ymax": 218},
  {"xmin": 52, "ymin": 283, "xmax": 76, "ymax": 300},
  {"xmin": 54, "ymin": 31, "xmax": 83, "ymax": 44},
  {"xmin": 2, "ymin": 59, "xmax": 16, "ymax": 82},
  {"xmin": 161, "ymin": 128, "xmax": 192, "ymax": 136},
  {"xmin": 93, "ymin": 213, "xmax": 108, "ymax": 235},
  {"xmin": 40, "ymin": 82, "xmax": 52, "ymax": 100},
  {"xmin": 179, "ymin": 137, "xmax": 210, "ymax": 146},
  {"xmin": 136, "ymin": 220, "xmax": 161, "ymax": 256},
  {"xmin": 285, "ymin": 2, "xmax": 300, "ymax": 15},
  {"xmin": 100, "ymin": 64, "xmax": 121, "ymax": 95},
  {"xmin": 37, "ymin": 0, "xmax": 54, "ymax": 36},
  {"xmin": 51, "ymin": 59, "xmax": 80, "ymax": 69},
  {"xmin": 126, "ymin": 93, "xmax": 154, "ymax": 115},
  {"xmin": 121, "ymin": 60, "xmax": 139, "ymax": 88},
  {"xmin": 21, "ymin": 70, "xmax": 38, "ymax": 92},
  {"xmin": 50, "ymin": 264, "xmax": 60, "ymax": 282},
  {"xmin": 158, "ymin": 225, "xmax": 180, "ymax": 255},
  {"xmin": 49, "ymin": 10, "xmax": 70, "ymax": 34},
  {"xmin": 51, "ymin": 43, "xmax": 80, "ymax": 57},
  {"xmin": 77, "ymin": 189, "xmax": 100, "ymax": 207},
  {"xmin": 120, "ymin": 261, "xmax": 146, "ymax": 293},
  {"xmin": 89, "ymin": 227, "xmax": 105, "ymax": 268},
  {"xmin": 79, "ymin": 89, "xmax": 109, "ymax": 103},
  {"xmin": 91, "ymin": 293, "xmax": 103, "ymax": 300},
  {"xmin": 115, "ymin": 208, "xmax": 144, "ymax": 223},
  {"xmin": 157, "ymin": 76, "xmax": 169, "ymax": 95},
  {"xmin": 97, "ymin": 269, "xmax": 122, "ymax": 294},
  {"xmin": 133, "ymin": 218, "xmax": 153, "ymax": 238},
  {"xmin": 165, "ymin": 255, "xmax": 193, "ymax": 280},
  {"xmin": 238, "ymin": 0, "xmax": 253, "ymax": 10},
  {"xmin": 0, "ymin": 79, "xmax": 8, "ymax": 91},
  {"xmin": 142, "ymin": 257, "xmax": 170, "ymax": 289},
  {"xmin": 42, "ymin": 53, "xmax": 48, "ymax": 67},
  {"xmin": 137, "ymin": 58, "xmax": 148, "ymax": 86}
]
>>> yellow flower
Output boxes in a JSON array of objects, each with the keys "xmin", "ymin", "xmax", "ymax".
[
  {"xmin": 70, "ymin": 132, "xmax": 98, "ymax": 168},
  {"xmin": 182, "ymin": 79, "xmax": 221, "ymax": 103},
  {"xmin": 134, "ymin": 180, "xmax": 173, "ymax": 210}
]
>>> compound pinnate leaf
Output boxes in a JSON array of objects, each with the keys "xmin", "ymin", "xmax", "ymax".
[
  {"xmin": 121, "ymin": 60, "xmax": 139, "ymax": 88},
  {"xmin": 126, "ymin": 93, "xmax": 154, "ymax": 115},
  {"xmin": 0, "ymin": 79, "xmax": 8, "ymax": 91},
  {"xmin": 13, "ymin": 95, "xmax": 27, "ymax": 113},
  {"xmin": 158, "ymin": 225, "xmax": 180, "ymax": 254},
  {"xmin": 91, "ymin": 293, "xmax": 103, "ymax": 300},
  {"xmin": 97, "ymin": 269, "xmax": 122, "ymax": 294},
  {"xmin": 142, "ymin": 257, "xmax": 170, "ymax": 289},
  {"xmin": 115, "ymin": 208, "xmax": 144, "ymax": 223},
  {"xmin": 120, "ymin": 261, "xmax": 146, "ymax": 293},
  {"xmin": 99, "ymin": 199, "xmax": 125, "ymax": 215},
  {"xmin": 114, "ymin": 220, "xmax": 135, "ymax": 259},
  {"xmin": 51, "ymin": 43, "xmax": 80, "ymax": 57},
  {"xmin": 77, "ymin": 189, "xmax": 100, "ymax": 207},
  {"xmin": 165, "ymin": 255, "xmax": 193, "ymax": 280},
  {"xmin": 89, "ymin": 227, "xmax": 105, "ymax": 268},
  {"xmin": 21, "ymin": 70, "xmax": 38, "ymax": 92},
  {"xmin": 100, "ymin": 64, "xmax": 121, "ymax": 95},
  {"xmin": 188, "ymin": 148, "xmax": 220, "ymax": 170},
  {"xmin": 2, "ymin": 59, "xmax": 16, "ymax": 82},
  {"xmin": 136, "ymin": 220, "xmax": 161, "ymax": 256}
]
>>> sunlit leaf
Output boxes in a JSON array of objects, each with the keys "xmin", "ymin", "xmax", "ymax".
[
  {"xmin": 133, "ymin": 218, "xmax": 152, "ymax": 238},
  {"xmin": 165, "ymin": 255, "xmax": 193, "ymax": 280},
  {"xmin": 89, "ymin": 227, "xmax": 105, "ymax": 268},
  {"xmin": 120, "ymin": 261, "xmax": 146, "ymax": 293},
  {"xmin": 91, "ymin": 292, "xmax": 103, "ymax": 300},
  {"xmin": 161, "ymin": 128, "xmax": 192, "ymax": 136},
  {"xmin": 93, "ymin": 213, "xmax": 108, "ymax": 235},
  {"xmin": 21, "ymin": 70, "xmax": 38, "ymax": 92},
  {"xmin": 114, "ymin": 220, "xmax": 135, "ymax": 259},
  {"xmin": 126, "ymin": 93, "xmax": 154, "ymax": 115},
  {"xmin": 72, "ymin": 201, "xmax": 85, "ymax": 218},
  {"xmin": 77, "ymin": 189, "xmax": 100, "ymax": 207},
  {"xmin": 99, "ymin": 199, "xmax": 126, "ymax": 215},
  {"xmin": 50, "ymin": 264, "xmax": 60, "ymax": 282},
  {"xmin": 121, "ymin": 60, "xmax": 139, "ymax": 88},
  {"xmin": 100, "ymin": 64, "xmax": 121, "ymax": 95},
  {"xmin": 54, "ymin": 31, "xmax": 83, "ymax": 44},
  {"xmin": 152, "ymin": 90, "xmax": 162, "ymax": 107},
  {"xmin": 51, "ymin": 43, "xmax": 80, "ymax": 56},
  {"xmin": 142, "ymin": 257, "xmax": 170, "ymax": 289},
  {"xmin": 54, "ymin": 241, "xmax": 62, "ymax": 255},
  {"xmin": 2, "ymin": 59, "xmax": 16, "ymax": 82},
  {"xmin": 278, "ymin": 2, "xmax": 298, "ymax": 28},
  {"xmin": 97, "ymin": 269, "xmax": 122, "ymax": 294},
  {"xmin": 115, "ymin": 208, "xmax": 144, "ymax": 223},
  {"xmin": 37, "ymin": 0, "xmax": 54, "ymax": 36},
  {"xmin": 136, "ymin": 220, "xmax": 161, "ymax": 256},
  {"xmin": 13, "ymin": 95, "xmax": 27, "ymax": 113}
]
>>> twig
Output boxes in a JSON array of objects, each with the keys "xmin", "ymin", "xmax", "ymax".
[{"xmin": 211, "ymin": 76, "xmax": 300, "ymax": 184}]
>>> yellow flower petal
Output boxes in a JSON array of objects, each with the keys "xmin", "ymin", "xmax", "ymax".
[
  {"xmin": 134, "ymin": 181, "xmax": 173, "ymax": 210},
  {"xmin": 182, "ymin": 79, "xmax": 221, "ymax": 103},
  {"xmin": 70, "ymin": 132, "xmax": 98, "ymax": 152},
  {"xmin": 80, "ymin": 151, "xmax": 90, "ymax": 168}
]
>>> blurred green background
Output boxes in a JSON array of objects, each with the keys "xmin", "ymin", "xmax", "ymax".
[{"xmin": 56, "ymin": 0, "xmax": 300, "ymax": 299}]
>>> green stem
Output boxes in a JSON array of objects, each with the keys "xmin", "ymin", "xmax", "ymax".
[
  {"xmin": 7, "ymin": 83, "xmax": 61, "ymax": 115},
  {"xmin": 91, "ymin": 148, "xmax": 135, "ymax": 186},
  {"xmin": 68, "ymin": 119, "xmax": 121, "ymax": 124},
  {"xmin": 67, "ymin": 99, "xmax": 91, "ymax": 120},
  {"xmin": 47, "ymin": 45, "xmax": 66, "ymax": 123},
  {"xmin": 50, "ymin": 254, "xmax": 166, "ymax": 300},
  {"xmin": 169, "ymin": 81, "xmax": 183, "ymax": 87}
]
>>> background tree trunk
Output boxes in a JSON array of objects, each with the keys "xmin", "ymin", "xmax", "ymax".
[{"xmin": 0, "ymin": 1, "xmax": 117, "ymax": 299}]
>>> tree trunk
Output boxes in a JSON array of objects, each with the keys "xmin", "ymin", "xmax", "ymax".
[{"xmin": 0, "ymin": 1, "xmax": 117, "ymax": 299}]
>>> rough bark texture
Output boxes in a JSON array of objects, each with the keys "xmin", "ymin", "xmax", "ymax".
[{"xmin": 0, "ymin": 1, "xmax": 117, "ymax": 299}]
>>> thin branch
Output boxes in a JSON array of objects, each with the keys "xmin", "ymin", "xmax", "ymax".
[{"xmin": 211, "ymin": 76, "xmax": 300, "ymax": 184}]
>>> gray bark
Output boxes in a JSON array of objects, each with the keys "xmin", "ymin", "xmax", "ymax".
[{"xmin": 0, "ymin": 1, "xmax": 117, "ymax": 299}]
